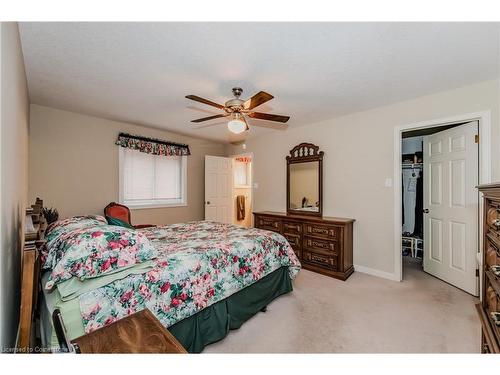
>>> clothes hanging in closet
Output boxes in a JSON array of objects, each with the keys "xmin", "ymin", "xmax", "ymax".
[
  {"xmin": 412, "ymin": 170, "xmax": 423, "ymax": 238},
  {"xmin": 402, "ymin": 169, "xmax": 418, "ymax": 234}
]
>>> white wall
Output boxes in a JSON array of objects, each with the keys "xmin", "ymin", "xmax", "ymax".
[
  {"xmin": 229, "ymin": 80, "xmax": 499, "ymax": 278},
  {"xmin": 0, "ymin": 23, "xmax": 30, "ymax": 350}
]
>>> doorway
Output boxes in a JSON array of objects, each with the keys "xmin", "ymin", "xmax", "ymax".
[
  {"xmin": 401, "ymin": 121, "xmax": 479, "ymax": 295},
  {"xmin": 394, "ymin": 111, "xmax": 492, "ymax": 296},
  {"xmin": 231, "ymin": 153, "xmax": 253, "ymax": 228},
  {"xmin": 203, "ymin": 153, "xmax": 254, "ymax": 227}
]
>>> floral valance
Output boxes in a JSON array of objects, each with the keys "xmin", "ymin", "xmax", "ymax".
[{"xmin": 115, "ymin": 133, "xmax": 191, "ymax": 156}]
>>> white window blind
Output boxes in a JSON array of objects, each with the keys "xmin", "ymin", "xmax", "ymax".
[{"xmin": 120, "ymin": 148, "xmax": 186, "ymax": 208}]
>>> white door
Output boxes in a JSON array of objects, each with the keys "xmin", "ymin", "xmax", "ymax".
[
  {"xmin": 423, "ymin": 121, "xmax": 479, "ymax": 295},
  {"xmin": 205, "ymin": 155, "xmax": 232, "ymax": 223}
]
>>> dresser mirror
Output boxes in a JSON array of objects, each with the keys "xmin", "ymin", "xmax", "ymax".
[{"xmin": 286, "ymin": 143, "xmax": 323, "ymax": 216}]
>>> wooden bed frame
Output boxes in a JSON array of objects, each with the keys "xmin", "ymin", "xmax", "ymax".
[{"xmin": 17, "ymin": 198, "xmax": 46, "ymax": 353}]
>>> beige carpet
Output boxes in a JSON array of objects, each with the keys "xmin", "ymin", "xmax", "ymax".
[{"xmin": 204, "ymin": 259, "xmax": 480, "ymax": 353}]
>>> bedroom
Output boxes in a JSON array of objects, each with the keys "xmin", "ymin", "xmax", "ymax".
[{"xmin": 1, "ymin": 0, "xmax": 500, "ymax": 371}]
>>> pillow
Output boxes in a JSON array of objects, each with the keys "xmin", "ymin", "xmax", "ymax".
[
  {"xmin": 43, "ymin": 215, "xmax": 108, "ymax": 269},
  {"xmin": 106, "ymin": 215, "xmax": 134, "ymax": 229},
  {"xmin": 46, "ymin": 215, "xmax": 107, "ymax": 237},
  {"xmin": 44, "ymin": 224, "xmax": 157, "ymax": 290}
]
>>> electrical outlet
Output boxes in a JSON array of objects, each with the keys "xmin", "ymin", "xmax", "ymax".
[{"xmin": 384, "ymin": 178, "xmax": 392, "ymax": 187}]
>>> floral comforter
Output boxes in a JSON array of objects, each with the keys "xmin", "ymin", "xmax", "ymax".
[{"xmin": 79, "ymin": 221, "xmax": 301, "ymax": 333}]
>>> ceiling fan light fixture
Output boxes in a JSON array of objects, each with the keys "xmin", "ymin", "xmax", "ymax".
[
  {"xmin": 186, "ymin": 88, "xmax": 290, "ymax": 133},
  {"xmin": 227, "ymin": 117, "xmax": 247, "ymax": 134}
]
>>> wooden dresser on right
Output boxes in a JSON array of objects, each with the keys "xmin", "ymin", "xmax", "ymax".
[{"xmin": 477, "ymin": 183, "xmax": 500, "ymax": 353}]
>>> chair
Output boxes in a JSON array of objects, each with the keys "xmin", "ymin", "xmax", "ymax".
[{"xmin": 104, "ymin": 202, "xmax": 155, "ymax": 229}]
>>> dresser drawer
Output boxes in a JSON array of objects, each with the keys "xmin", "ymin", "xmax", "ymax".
[
  {"xmin": 486, "ymin": 286, "xmax": 498, "ymax": 314},
  {"xmin": 303, "ymin": 251, "xmax": 337, "ymax": 270},
  {"xmin": 255, "ymin": 216, "xmax": 282, "ymax": 233},
  {"xmin": 303, "ymin": 236, "xmax": 337, "ymax": 254},
  {"xmin": 487, "ymin": 206, "xmax": 500, "ymax": 230},
  {"xmin": 282, "ymin": 221, "xmax": 302, "ymax": 235},
  {"xmin": 283, "ymin": 233, "xmax": 301, "ymax": 249},
  {"xmin": 304, "ymin": 223, "xmax": 338, "ymax": 240},
  {"xmin": 486, "ymin": 239, "xmax": 500, "ymax": 269}
]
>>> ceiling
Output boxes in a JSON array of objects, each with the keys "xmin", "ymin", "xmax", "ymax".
[{"xmin": 18, "ymin": 22, "xmax": 499, "ymax": 143}]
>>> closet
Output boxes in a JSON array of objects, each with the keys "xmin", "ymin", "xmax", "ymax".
[{"xmin": 401, "ymin": 136, "xmax": 424, "ymax": 261}]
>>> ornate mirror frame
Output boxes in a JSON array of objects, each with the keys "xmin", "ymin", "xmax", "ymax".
[{"xmin": 286, "ymin": 143, "xmax": 324, "ymax": 217}]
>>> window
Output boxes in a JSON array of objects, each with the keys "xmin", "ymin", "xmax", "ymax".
[{"xmin": 119, "ymin": 148, "xmax": 187, "ymax": 208}]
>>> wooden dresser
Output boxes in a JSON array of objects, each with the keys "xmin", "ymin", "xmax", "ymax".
[
  {"xmin": 254, "ymin": 211, "xmax": 355, "ymax": 280},
  {"xmin": 477, "ymin": 183, "xmax": 500, "ymax": 353}
]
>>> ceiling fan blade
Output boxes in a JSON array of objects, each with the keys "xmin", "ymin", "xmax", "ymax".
[
  {"xmin": 191, "ymin": 114, "xmax": 228, "ymax": 123},
  {"xmin": 243, "ymin": 91, "xmax": 274, "ymax": 110},
  {"xmin": 185, "ymin": 95, "xmax": 225, "ymax": 109},
  {"xmin": 248, "ymin": 112, "xmax": 290, "ymax": 123}
]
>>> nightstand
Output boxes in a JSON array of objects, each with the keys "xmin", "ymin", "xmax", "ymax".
[{"xmin": 71, "ymin": 309, "xmax": 187, "ymax": 353}]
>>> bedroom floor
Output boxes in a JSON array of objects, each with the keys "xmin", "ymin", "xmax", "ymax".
[{"xmin": 204, "ymin": 259, "xmax": 480, "ymax": 353}]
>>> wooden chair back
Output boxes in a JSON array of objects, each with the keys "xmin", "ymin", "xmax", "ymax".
[{"xmin": 104, "ymin": 202, "xmax": 131, "ymax": 224}]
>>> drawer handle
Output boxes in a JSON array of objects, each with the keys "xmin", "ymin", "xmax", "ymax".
[
  {"xmin": 308, "ymin": 227, "xmax": 335, "ymax": 237},
  {"xmin": 310, "ymin": 254, "xmax": 334, "ymax": 265},
  {"xmin": 490, "ymin": 265, "xmax": 500, "ymax": 277},
  {"xmin": 491, "ymin": 312, "xmax": 500, "ymax": 327},
  {"xmin": 308, "ymin": 240, "xmax": 335, "ymax": 251},
  {"xmin": 312, "ymin": 228, "xmax": 328, "ymax": 235}
]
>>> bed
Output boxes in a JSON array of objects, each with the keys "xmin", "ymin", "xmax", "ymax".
[{"xmin": 39, "ymin": 219, "xmax": 301, "ymax": 353}]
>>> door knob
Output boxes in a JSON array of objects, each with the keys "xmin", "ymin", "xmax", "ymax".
[
  {"xmin": 423, "ymin": 209, "xmax": 429, "ymax": 213},
  {"xmin": 206, "ymin": 201, "xmax": 210, "ymax": 205}
]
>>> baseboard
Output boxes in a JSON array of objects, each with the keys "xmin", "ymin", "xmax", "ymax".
[{"xmin": 354, "ymin": 264, "xmax": 400, "ymax": 282}]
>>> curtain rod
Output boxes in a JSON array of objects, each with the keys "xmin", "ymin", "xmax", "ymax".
[{"xmin": 118, "ymin": 132, "xmax": 189, "ymax": 149}]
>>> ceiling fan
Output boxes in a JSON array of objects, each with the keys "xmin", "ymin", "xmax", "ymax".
[{"xmin": 185, "ymin": 87, "xmax": 290, "ymax": 134}]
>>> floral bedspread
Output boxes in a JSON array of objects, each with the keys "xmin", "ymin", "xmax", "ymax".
[{"xmin": 79, "ymin": 221, "xmax": 301, "ymax": 333}]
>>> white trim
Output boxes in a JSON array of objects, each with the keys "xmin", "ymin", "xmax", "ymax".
[
  {"xmin": 393, "ymin": 111, "xmax": 492, "ymax": 283},
  {"xmin": 125, "ymin": 202, "xmax": 188, "ymax": 210},
  {"xmin": 354, "ymin": 264, "xmax": 400, "ymax": 281}
]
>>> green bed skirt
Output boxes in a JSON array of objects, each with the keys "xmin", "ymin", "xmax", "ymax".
[{"xmin": 168, "ymin": 266, "xmax": 293, "ymax": 353}]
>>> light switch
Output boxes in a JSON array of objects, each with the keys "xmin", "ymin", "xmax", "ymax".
[
  {"xmin": 384, "ymin": 178, "xmax": 392, "ymax": 187},
  {"xmin": 253, "ymin": 182, "xmax": 259, "ymax": 189}
]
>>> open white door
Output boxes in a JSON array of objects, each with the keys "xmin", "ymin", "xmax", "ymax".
[
  {"xmin": 423, "ymin": 121, "xmax": 479, "ymax": 295},
  {"xmin": 205, "ymin": 155, "xmax": 232, "ymax": 223}
]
